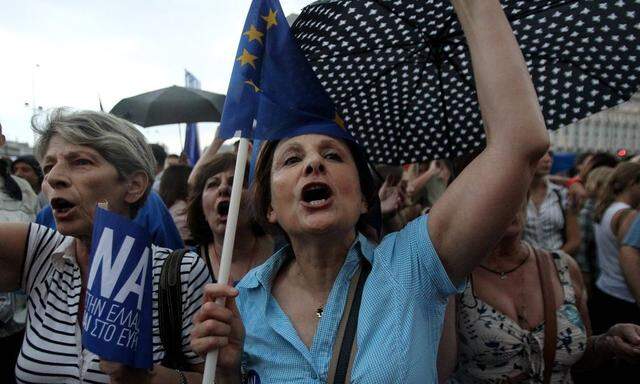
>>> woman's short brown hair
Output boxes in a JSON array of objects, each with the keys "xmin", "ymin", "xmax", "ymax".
[
  {"xmin": 251, "ymin": 138, "xmax": 381, "ymax": 242},
  {"xmin": 187, "ymin": 153, "xmax": 265, "ymax": 245}
]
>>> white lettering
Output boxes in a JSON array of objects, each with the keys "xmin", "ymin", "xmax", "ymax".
[
  {"xmin": 87, "ymin": 228, "xmax": 136, "ymax": 298},
  {"xmin": 113, "ymin": 247, "xmax": 149, "ymax": 311}
]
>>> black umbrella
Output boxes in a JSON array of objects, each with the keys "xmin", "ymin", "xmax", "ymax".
[
  {"xmin": 110, "ymin": 85, "xmax": 226, "ymax": 127},
  {"xmin": 292, "ymin": 1, "xmax": 640, "ymax": 164}
]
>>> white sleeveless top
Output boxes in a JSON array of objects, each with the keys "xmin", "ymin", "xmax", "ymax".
[{"xmin": 594, "ymin": 202, "xmax": 634, "ymax": 303}]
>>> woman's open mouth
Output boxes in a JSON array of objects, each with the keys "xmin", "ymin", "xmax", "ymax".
[
  {"xmin": 217, "ymin": 200, "xmax": 230, "ymax": 216},
  {"xmin": 301, "ymin": 183, "xmax": 333, "ymax": 208},
  {"xmin": 50, "ymin": 197, "xmax": 76, "ymax": 218}
]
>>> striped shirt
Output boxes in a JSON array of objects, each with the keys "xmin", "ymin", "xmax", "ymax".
[
  {"xmin": 523, "ymin": 180, "xmax": 568, "ymax": 252},
  {"xmin": 15, "ymin": 224, "xmax": 210, "ymax": 383}
]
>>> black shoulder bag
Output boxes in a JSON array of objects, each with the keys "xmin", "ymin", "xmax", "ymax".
[
  {"xmin": 158, "ymin": 248, "xmax": 190, "ymax": 370},
  {"xmin": 159, "ymin": 247, "xmax": 215, "ymax": 370}
]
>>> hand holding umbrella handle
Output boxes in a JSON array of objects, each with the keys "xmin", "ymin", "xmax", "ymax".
[{"xmin": 202, "ymin": 138, "xmax": 250, "ymax": 384}]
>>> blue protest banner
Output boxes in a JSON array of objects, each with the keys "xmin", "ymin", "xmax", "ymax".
[{"xmin": 82, "ymin": 207, "xmax": 153, "ymax": 369}]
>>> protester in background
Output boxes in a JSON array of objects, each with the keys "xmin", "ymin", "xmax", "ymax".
[
  {"xmin": 591, "ymin": 162, "xmax": 640, "ymax": 334},
  {"xmin": 159, "ymin": 164, "xmax": 194, "ymax": 245},
  {"xmin": 566, "ymin": 152, "xmax": 619, "ymax": 206},
  {"xmin": 0, "ymin": 109, "xmax": 208, "ymax": 383},
  {"xmin": 375, "ymin": 164, "xmax": 408, "ymax": 233},
  {"xmin": 0, "ymin": 124, "xmax": 37, "ymax": 384},
  {"xmin": 524, "ymin": 150, "xmax": 581, "ymax": 256},
  {"xmin": 187, "ymin": 153, "xmax": 273, "ymax": 283},
  {"xmin": 406, "ymin": 159, "xmax": 453, "ymax": 209},
  {"xmin": 574, "ymin": 152, "xmax": 594, "ymax": 177},
  {"xmin": 442, "ymin": 202, "xmax": 640, "ymax": 383},
  {"xmin": 165, "ymin": 154, "xmax": 181, "ymax": 168},
  {"xmin": 11, "ymin": 155, "xmax": 47, "ymax": 209},
  {"xmin": 619, "ymin": 212, "xmax": 640, "ymax": 315},
  {"xmin": 0, "ymin": 159, "xmax": 37, "ymax": 224},
  {"xmin": 576, "ymin": 166, "xmax": 614, "ymax": 293},
  {"xmin": 190, "ymin": 1, "xmax": 551, "ymax": 381},
  {"xmin": 395, "ymin": 160, "xmax": 451, "ymax": 228},
  {"xmin": 550, "ymin": 151, "xmax": 594, "ymax": 185},
  {"xmin": 151, "ymin": 143, "xmax": 168, "ymax": 192}
]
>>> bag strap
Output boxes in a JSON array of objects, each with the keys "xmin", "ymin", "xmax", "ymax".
[
  {"xmin": 159, "ymin": 248, "xmax": 190, "ymax": 369},
  {"xmin": 201, "ymin": 244, "xmax": 217, "ymax": 283},
  {"xmin": 327, "ymin": 259, "xmax": 371, "ymax": 384},
  {"xmin": 534, "ymin": 248, "xmax": 558, "ymax": 384}
]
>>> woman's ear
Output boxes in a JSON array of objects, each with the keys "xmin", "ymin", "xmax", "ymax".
[
  {"xmin": 123, "ymin": 171, "xmax": 149, "ymax": 206},
  {"xmin": 267, "ymin": 205, "xmax": 277, "ymax": 224},
  {"xmin": 360, "ymin": 195, "xmax": 368, "ymax": 215}
]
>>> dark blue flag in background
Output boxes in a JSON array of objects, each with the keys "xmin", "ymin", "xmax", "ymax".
[
  {"xmin": 217, "ymin": 0, "xmax": 351, "ymax": 142},
  {"xmin": 82, "ymin": 207, "xmax": 153, "ymax": 369},
  {"xmin": 184, "ymin": 70, "xmax": 202, "ymax": 166}
]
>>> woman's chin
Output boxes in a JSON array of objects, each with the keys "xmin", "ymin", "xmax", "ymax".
[
  {"xmin": 296, "ymin": 218, "xmax": 352, "ymax": 238},
  {"xmin": 55, "ymin": 222, "xmax": 87, "ymax": 239}
]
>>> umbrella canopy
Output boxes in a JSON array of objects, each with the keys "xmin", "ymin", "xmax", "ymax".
[
  {"xmin": 292, "ymin": 1, "xmax": 640, "ymax": 164},
  {"xmin": 110, "ymin": 85, "xmax": 226, "ymax": 127}
]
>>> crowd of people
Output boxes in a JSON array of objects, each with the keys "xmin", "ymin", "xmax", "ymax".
[{"xmin": 1, "ymin": 1, "xmax": 640, "ymax": 383}]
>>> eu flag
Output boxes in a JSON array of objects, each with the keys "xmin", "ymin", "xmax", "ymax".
[
  {"xmin": 184, "ymin": 70, "xmax": 201, "ymax": 166},
  {"xmin": 217, "ymin": 0, "xmax": 350, "ymax": 141}
]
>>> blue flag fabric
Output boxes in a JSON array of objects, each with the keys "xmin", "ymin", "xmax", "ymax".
[
  {"xmin": 217, "ymin": 0, "xmax": 352, "ymax": 142},
  {"xmin": 184, "ymin": 70, "xmax": 202, "ymax": 165},
  {"xmin": 184, "ymin": 124, "xmax": 200, "ymax": 166},
  {"xmin": 82, "ymin": 207, "xmax": 153, "ymax": 369}
]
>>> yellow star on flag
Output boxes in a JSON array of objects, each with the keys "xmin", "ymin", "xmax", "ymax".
[
  {"xmin": 261, "ymin": 9, "xmax": 278, "ymax": 30},
  {"xmin": 334, "ymin": 113, "xmax": 346, "ymax": 130},
  {"xmin": 243, "ymin": 25, "xmax": 264, "ymax": 45},
  {"xmin": 245, "ymin": 80, "xmax": 261, "ymax": 93},
  {"xmin": 237, "ymin": 48, "xmax": 258, "ymax": 69}
]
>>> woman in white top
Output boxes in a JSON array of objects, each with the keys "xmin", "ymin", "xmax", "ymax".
[
  {"xmin": 591, "ymin": 162, "xmax": 640, "ymax": 333},
  {"xmin": 589, "ymin": 161, "xmax": 640, "ymax": 384},
  {"xmin": 524, "ymin": 150, "xmax": 581, "ymax": 255},
  {"xmin": 0, "ymin": 109, "xmax": 209, "ymax": 384}
]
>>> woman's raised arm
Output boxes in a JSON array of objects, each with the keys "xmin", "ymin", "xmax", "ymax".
[
  {"xmin": 429, "ymin": 0, "xmax": 549, "ymax": 285},
  {"xmin": 0, "ymin": 223, "xmax": 30, "ymax": 291}
]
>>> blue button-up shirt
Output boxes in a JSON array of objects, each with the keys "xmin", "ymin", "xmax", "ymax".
[
  {"xmin": 236, "ymin": 215, "xmax": 462, "ymax": 383},
  {"xmin": 623, "ymin": 214, "xmax": 640, "ymax": 249}
]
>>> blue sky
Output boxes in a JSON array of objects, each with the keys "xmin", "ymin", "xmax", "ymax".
[{"xmin": 0, "ymin": 0, "xmax": 312, "ymax": 154}]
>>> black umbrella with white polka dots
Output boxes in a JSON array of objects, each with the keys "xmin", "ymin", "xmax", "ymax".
[{"xmin": 292, "ymin": 0, "xmax": 640, "ymax": 164}]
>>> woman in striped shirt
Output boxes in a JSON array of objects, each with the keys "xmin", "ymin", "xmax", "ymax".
[{"xmin": 0, "ymin": 109, "xmax": 209, "ymax": 383}]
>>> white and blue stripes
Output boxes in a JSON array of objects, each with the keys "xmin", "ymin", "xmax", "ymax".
[{"xmin": 15, "ymin": 224, "xmax": 209, "ymax": 383}]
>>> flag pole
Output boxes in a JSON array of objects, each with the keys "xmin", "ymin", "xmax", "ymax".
[{"xmin": 202, "ymin": 137, "xmax": 250, "ymax": 384}]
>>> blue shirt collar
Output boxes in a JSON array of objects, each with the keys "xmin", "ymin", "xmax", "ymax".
[{"xmin": 237, "ymin": 232, "xmax": 374, "ymax": 291}]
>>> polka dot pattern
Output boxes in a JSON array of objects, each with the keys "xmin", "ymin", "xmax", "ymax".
[{"xmin": 292, "ymin": 0, "xmax": 640, "ymax": 164}]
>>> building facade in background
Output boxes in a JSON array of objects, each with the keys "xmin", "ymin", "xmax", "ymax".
[
  {"xmin": 550, "ymin": 93, "xmax": 640, "ymax": 154},
  {"xmin": 0, "ymin": 140, "xmax": 33, "ymax": 158}
]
